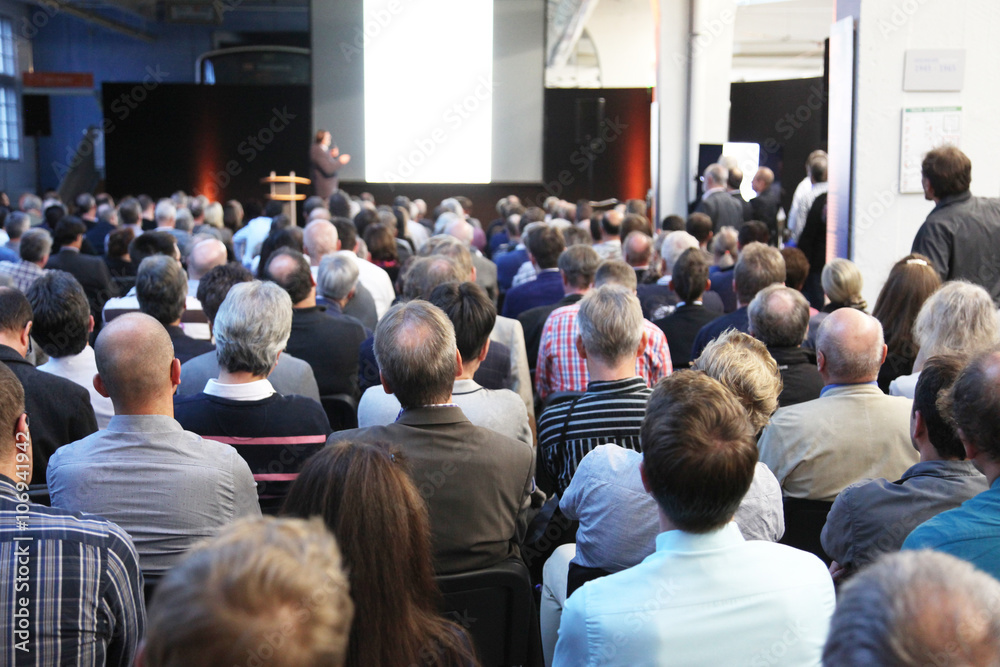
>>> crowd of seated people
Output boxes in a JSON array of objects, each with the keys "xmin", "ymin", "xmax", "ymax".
[{"xmin": 4, "ymin": 143, "xmax": 1000, "ymax": 665}]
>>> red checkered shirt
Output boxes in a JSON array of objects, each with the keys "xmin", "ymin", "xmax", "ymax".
[{"xmin": 535, "ymin": 303, "xmax": 673, "ymax": 400}]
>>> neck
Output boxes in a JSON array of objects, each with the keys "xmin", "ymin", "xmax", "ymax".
[
  {"xmin": 295, "ymin": 293, "xmax": 317, "ymax": 309},
  {"xmin": 586, "ymin": 355, "xmax": 637, "ymax": 383},
  {"xmin": 564, "ymin": 285, "xmax": 589, "ymax": 297},
  {"xmin": 916, "ymin": 438, "xmax": 945, "ymax": 463},
  {"xmin": 977, "ymin": 458, "xmax": 1000, "ymax": 486},
  {"xmin": 457, "ymin": 358, "xmax": 479, "ymax": 381},
  {"xmin": 822, "ymin": 375, "xmax": 875, "ymax": 387},
  {"xmin": 112, "ymin": 396, "xmax": 175, "ymax": 418},
  {"xmin": 217, "ymin": 369, "xmax": 268, "ymax": 385},
  {"xmin": 0, "ymin": 335, "xmax": 26, "ymax": 358}
]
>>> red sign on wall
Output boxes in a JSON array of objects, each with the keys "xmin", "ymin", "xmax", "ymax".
[{"xmin": 23, "ymin": 72, "xmax": 94, "ymax": 88}]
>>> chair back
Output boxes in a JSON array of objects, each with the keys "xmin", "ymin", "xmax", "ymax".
[
  {"xmin": 779, "ymin": 496, "xmax": 834, "ymax": 564},
  {"xmin": 321, "ymin": 393, "xmax": 358, "ymax": 431},
  {"xmin": 436, "ymin": 559, "xmax": 538, "ymax": 667}
]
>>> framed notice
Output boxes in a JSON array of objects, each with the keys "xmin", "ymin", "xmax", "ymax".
[{"xmin": 899, "ymin": 107, "xmax": 962, "ymax": 194}]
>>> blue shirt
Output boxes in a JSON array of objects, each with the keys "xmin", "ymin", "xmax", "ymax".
[
  {"xmin": 903, "ymin": 476, "xmax": 1000, "ymax": 579},
  {"xmin": 0, "ymin": 474, "xmax": 145, "ymax": 666},
  {"xmin": 553, "ymin": 522, "xmax": 835, "ymax": 666}
]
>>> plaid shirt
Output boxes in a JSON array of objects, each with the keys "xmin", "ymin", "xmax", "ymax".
[
  {"xmin": 535, "ymin": 304, "xmax": 673, "ymax": 400},
  {"xmin": 0, "ymin": 261, "xmax": 45, "ymax": 294},
  {"xmin": 0, "ymin": 475, "xmax": 145, "ymax": 666}
]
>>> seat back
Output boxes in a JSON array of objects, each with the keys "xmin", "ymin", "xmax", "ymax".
[
  {"xmin": 779, "ymin": 496, "xmax": 834, "ymax": 564},
  {"xmin": 320, "ymin": 393, "xmax": 358, "ymax": 431},
  {"xmin": 437, "ymin": 559, "xmax": 537, "ymax": 667}
]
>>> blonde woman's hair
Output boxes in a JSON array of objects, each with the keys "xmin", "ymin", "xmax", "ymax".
[{"xmin": 821, "ymin": 258, "xmax": 866, "ymax": 310}]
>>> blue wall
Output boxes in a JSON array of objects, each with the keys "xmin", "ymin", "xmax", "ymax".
[{"xmin": 29, "ymin": 9, "xmax": 306, "ymax": 193}]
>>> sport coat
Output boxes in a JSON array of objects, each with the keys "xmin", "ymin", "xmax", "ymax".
[
  {"xmin": 334, "ymin": 405, "xmax": 534, "ymax": 574},
  {"xmin": 44, "ymin": 248, "xmax": 118, "ymax": 323}
]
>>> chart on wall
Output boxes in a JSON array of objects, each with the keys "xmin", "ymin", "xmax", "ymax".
[{"xmin": 899, "ymin": 106, "xmax": 962, "ymax": 194}]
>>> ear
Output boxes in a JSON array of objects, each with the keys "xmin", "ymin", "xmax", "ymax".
[
  {"xmin": 20, "ymin": 321, "xmax": 31, "ymax": 349},
  {"xmin": 667, "ymin": 279, "xmax": 674, "ymax": 292},
  {"xmin": 470, "ymin": 265, "xmax": 478, "ymax": 282},
  {"xmin": 639, "ymin": 460, "xmax": 652, "ymax": 494},
  {"xmin": 379, "ymin": 371, "xmax": 394, "ymax": 396},
  {"xmin": 961, "ymin": 430, "xmax": 978, "ymax": 461},
  {"xmin": 87, "ymin": 315, "xmax": 95, "ymax": 335},
  {"xmin": 346, "ymin": 288, "xmax": 356, "ymax": 301},
  {"xmin": 816, "ymin": 350, "xmax": 827, "ymax": 374},
  {"xmin": 705, "ymin": 278, "xmax": 712, "ymax": 292},
  {"xmin": 310, "ymin": 272, "xmax": 317, "ymax": 288},
  {"xmin": 879, "ymin": 343, "xmax": 888, "ymax": 366},
  {"xmin": 575, "ymin": 334, "xmax": 587, "ymax": 360},
  {"xmin": 93, "ymin": 374, "xmax": 110, "ymax": 398},
  {"xmin": 636, "ymin": 329, "xmax": 648, "ymax": 357},
  {"xmin": 169, "ymin": 358, "xmax": 182, "ymax": 388},
  {"xmin": 336, "ymin": 239, "xmax": 343, "ymax": 251},
  {"xmin": 912, "ymin": 409, "xmax": 926, "ymax": 443},
  {"xmin": 454, "ymin": 348, "xmax": 464, "ymax": 379},
  {"xmin": 15, "ymin": 412, "xmax": 31, "ymax": 485},
  {"xmin": 478, "ymin": 337, "xmax": 491, "ymax": 363}
]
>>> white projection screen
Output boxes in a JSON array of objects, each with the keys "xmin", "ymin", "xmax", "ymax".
[{"xmin": 311, "ymin": 0, "xmax": 543, "ymax": 184}]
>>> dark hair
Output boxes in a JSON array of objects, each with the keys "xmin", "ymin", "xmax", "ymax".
[
  {"xmin": 781, "ymin": 247, "xmax": 811, "ymax": 291},
  {"xmin": 873, "ymin": 253, "xmax": 941, "ymax": 362},
  {"xmin": 264, "ymin": 200, "xmax": 284, "ymax": 218},
  {"xmin": 600, "ymin": 210, "xmax": 621, "ymax": 236},
  {"xmin": 526, "ymin": 225, "xmax": 564, "ymax": 269},
  {"xmin": 329, "ymin": 193, "xmax": 352, "ymax": 219},
  {"xmin": 43, "ymin": 205, "xmax": 65, "ymax": 229},
  {"xmin": 913, "ymin": 353, "xmax": 967, "ymax": 460},
  {"xmin": 809, "ymin": 156, "xmax": 829, "ymax": 183},
  {"xmin": 53, "ymin": 217, "xmax": 86, "ymax": 247},
  {"xmin": 107, "ymin": 227, "xmax": 135, "ymax": 259},
  {"xmin": 118, "ymin": 197, "xmax": 141, "ymax": 227},
  {"xmin": 129, "ymin": 231, "xmax": 177, "ymax": 266},
  {"xmin": 922, "ymin": 146, "xmax": 971, "ymax": 199},
  {"xmin": 672, "ymin": 248, "xmax": 710, "ymax": 303},
  {"xmin": 256, "ymin": 227, "xmax": 304, "ymax": 280},
  {"xmin": 223, "ymin": 200, "xmax": 244, "ymax": 231},
  {"xmin": 428, "ymin": 281, "xmax": 495, "ymax": 363},
  {"xmin": 25, "ymin": 271, "xmax": 90, "ymax": 357},
  {"xmin": 686, "ymin": 213, "xmax": 713, "ymax": 244},
  {"xmin": 558, "ymin": 244, "xmax": 601, "ymax": 290},
  {"xmin": 282, "ymin": 442, "xmax": 479, "ymax": 667},
  {"xmin": 188, "ymin": 200, "xmax": 204, "ymax": 220},
  {"xmin": 353, "ymin": 208, "xmax": 379, "ymax": 239},
  {"xmin": 575, "ymin": 200, "xmax": 593, "ymax": 223},
  {"xmin": 621, "ymin": 213, "xmax": 651, "ymax": 239},
  {"xmin": 0, "ymin": 363, "xmax": 24, "ymax": 458},
  {"xmin": 197, "ymin": 263, "xmax": 254, "ymax": 324},
  {"xmin": 738, "ymin": 220, "xmax": 770, "ymax": 246},
  {"xmin": 727, "ymin": 168, "xmax": 743, "ymax": 191},
  {"xmin": 137, "ymin": 255, "xmax": 187, "ymax": 325},
  {"xmin": 364, "ymin": 224, "xmax": 398, "ymax": 264},
  {"xmin": 939, "ymin": 350, "xmax": 1000, "ymax": 461},
  {"xmin": 74, "ymin": 192, "xmax": 95, "ymax": 215},
  {"xmin": 314, "ymin": 129, "xmax": 328, "ymax": 143},
  {"xmin": 0, "ymin": 287, "xmax": 33, "ymax": 334},
  {"xmin": 265, "ymin": 248, "xmax": 313, "ymax": 304},
  {"xmin": 661, "ymin": 214, "xmax": 685, "ymax": 232},
  {"xmin": 641, "ymin": 371, "xmax": 757, "ymax": 532},
  {"xmin": 331, "ymin": 217, "xmax": 357, "ymax": 253}
]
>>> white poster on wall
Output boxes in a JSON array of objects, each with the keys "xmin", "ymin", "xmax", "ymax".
[{"xmin": 899, "ymin": 106, "xmax": 962, "ymax": 194}]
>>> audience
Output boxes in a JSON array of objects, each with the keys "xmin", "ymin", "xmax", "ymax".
[
  {"xmin": 748, "ymin": 284, "xmax": 824, "ymax": 406},
  {"xmin": 622, "ymin": 230, "xmax": 653, "ymax": 282},
  {"xmin": 0, "ymin": 227, "xmax": 51, "ymax": 292},
  {"xmin": 265, "ymin": 248, "xmax": 367, "ymax": 401},
  {"xmin": 0, "ymin": 287, "xmax": 97, "ymax": 485},
  {"xmin": 135, "ymin": 255, "xmax": 214, "ymax": 364},
  {"xmin": 536, "ymin": 261, "xmax": 672, "ymax": 402},
  {"xmin": 47, "ymin": 313, "xmax": 260, "ymax": 578},
  {"xmin": 637, "ymin": 229, "xmax": 724, "ymax": 320},
  {"xmin": 889, "ymin": 280, "xmax": 999, "ymax": 398},
  {"xmin": 316, "ymin": 250, "xmax": 370, "ymax": 329},
  {"xmin": 501, "ymin": 224, "xmax": 565, "ymax": 319},
  {"xmin": 27, "ymin": 271, "xmax": 115, "ymax": 428},
  {"xmin": 872, "ymin": 253, "xmax": 941, "ymax": 392},
  {"xmin": 824, "ymin": 551, "xmax": 1000, "ymax": 666},
  {"xmin": 822, "ymin": 353, "xmax": 987, "ymax": 578},
  {"xmin": 0, "ymin": 362, "xmax": 144, "ymax": 664},
  {"xmin": 283, "ymin": 442, "xmax": 480, "ymax": 667},
  {"xmin": 358, "ymin": 281, "xmax": 531, "ymax": 448},
  {"xmin": 902, "ymin": 349, "xmax": 1000, "ymax": 578},
  {"xmin": 140, "ymin": 517, "xmax": 353, "ymax": 667},
  {"xmin": 758, "ymin": 308, "xmax": 918, "ymax": 501},
  {"xmin": 552, "ymin": 371, "xmax": 834, "ymax": 664},
  {"xmin": 690, "ymin": 241, "xmax": 785, "ymax": 360},
  {"xmin": 173, "ymin": 281, "xmax": 332, "ymax": 513},
  {"xmin": 303, "ymin": 219, "xmax": 378, "ymax": 329},
  {"xmin": 177, "ymin": 263, "xmax": 321, "ymax": 401},
  {"xmin": 334, "ymin": 300, "xmax": 534, "ymax": 574},
  {"xmin": 652, "ymin": 247, "xmax": 717, "ymax": 369},
  {"xmin": 45, "ymin": 217, "xmax": 118, "ymax": 326}
]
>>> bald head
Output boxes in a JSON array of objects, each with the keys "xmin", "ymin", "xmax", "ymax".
[
  {"xmin": 303, "ymin": 220, "xmax": 339, "ymax": 266},
  {"xmin": 187, "ymin": 239, "xmax": 227, "ymax": 280},
  {"xmin": 445, "ymin": 219, "xmax": 474, "ymax": 246},
  {"xmin": 816, "ymin": 308, "xmax": 886, "ymax": 384},
  {"xmin": 623, "ymin": 232, "xmax": 653, "ymax": 268},
  {"xmin": 95, "ymin": 313, "xmax": 177, "ymax": 412}
]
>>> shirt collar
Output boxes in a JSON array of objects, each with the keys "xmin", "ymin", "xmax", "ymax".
[
  {"xmin": 820, "ymin": 381, "xmax": 877, "ymax": 397},
  {"xmin": 204, "ymin": 378, "xmax": 276, "ymax": 401},
  {"xmin": 702, "ymin": 186, "xmax": 726, "ymax": 199},
  {"xmin": 0, "ymin": 474, "xmax": 20, "ymax": 499},
  {"xmin": 655, "ymin": 521, "xmax": 744, "ymax": 553},
  {"xmin": 395, "ymin": 402, "xmax": 459, "ymax": 421}
]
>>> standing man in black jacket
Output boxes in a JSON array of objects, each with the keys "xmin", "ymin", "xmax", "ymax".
[{"xmin": 309, "ymin": 130, "xmax": 351, "ymax": 200}]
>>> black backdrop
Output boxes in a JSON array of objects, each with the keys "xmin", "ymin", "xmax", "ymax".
[{"xmin": 102, "ymin": 83, "xmax": 311, "ymax": 204}]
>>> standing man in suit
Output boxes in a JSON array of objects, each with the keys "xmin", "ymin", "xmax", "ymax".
[
  {"xmin": 751, "ymin": 167, "xmax": 781, "ymax": 243},
  {"xmin": 334, "ymin": 300, "xmax": 534, "ymax": 574},
  {"xmin": 310, "ymin": 130, "xmax": 351, "ymax": 200},
  {"xmin": 44, "ymin": 218, "xmax": 118, "ymax": 330},
  {"xmin": 695, "ymin": 164, "xmax": 744, "ymax": 232}
]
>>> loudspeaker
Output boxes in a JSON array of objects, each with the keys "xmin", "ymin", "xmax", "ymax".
[{"xmin": 23, "ymin": 95, "xmax": 51, "ymax": 137}]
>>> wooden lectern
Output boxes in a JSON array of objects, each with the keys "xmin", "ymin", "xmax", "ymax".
[{"xmin": 260, "ymin": 171, "xmax": 310, "ymax": 227}]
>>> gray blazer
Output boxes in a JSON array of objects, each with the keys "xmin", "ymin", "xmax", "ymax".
[{"xmin": 177, "ymin": 350, "xmax": 322, "ymax": 403}]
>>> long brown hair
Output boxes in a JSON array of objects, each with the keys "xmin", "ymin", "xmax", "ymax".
[
  {"xmin": 282, "ymin": 441, "xmax": 479, "ymax": 667},
  {"xmin": 872, "ymin": 253, "xmax": 941, "ymax": 360}
]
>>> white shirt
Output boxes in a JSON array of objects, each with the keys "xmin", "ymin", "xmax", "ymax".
[
  {"xmin": 203, "ymin": 378, "xmax": 276, "ymax": 401},
  {"xmin": 889, "ymin": 370, "xmax": 920, "ymax": 399},
  {"xmin": 553, "ymin": 522, "xmax": 835, "ymax": 666},
  {"xmin": 37, "ymin": 346, "xmax": 115, "ymax": 429},
  {"xmin": 232, "ymin": 215, "xmax": 272, "ymax": 268},
  {"xmin": 348, "ymin": 253, "xmax": 394, "ymax": 319}
]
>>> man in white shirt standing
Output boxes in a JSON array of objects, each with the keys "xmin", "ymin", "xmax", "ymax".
[
  {"xmin": 553, "ymin": 371, "xmax": 834, "ymax": 666},
  {"xmin": 27, "ymin": 270, "xmax": 115, "ymax": 428}
]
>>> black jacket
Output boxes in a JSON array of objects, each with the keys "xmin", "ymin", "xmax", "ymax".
[{"xmin": 768, "ymin": 345, "xmax": 824, "ymax": 408}]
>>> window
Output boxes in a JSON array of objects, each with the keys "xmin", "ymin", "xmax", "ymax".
[{"xmin": 0, "ymin": 16, "xmax": 18, "ymax": 161}]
